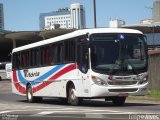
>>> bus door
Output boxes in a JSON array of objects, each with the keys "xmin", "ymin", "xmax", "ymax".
[{"xmin": 77, "ymin": 39, "xmax": 90, "ymax": 95}]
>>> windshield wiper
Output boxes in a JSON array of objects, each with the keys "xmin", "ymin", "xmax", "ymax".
[
  {"xmin": 107, "ymin": 59, "xmax": 138, "ymax": 75},
  {"xmin": 124, "ymin": 59, "xmax": 138, "ymax": 75},
  {"xmin": 108, "ymin": 60, "xmax": 121, "ymax": 75}
]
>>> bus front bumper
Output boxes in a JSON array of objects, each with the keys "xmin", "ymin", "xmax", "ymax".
[{"xmin": 90, "ymin": 82, "xmax": 148, "ymax": 98}]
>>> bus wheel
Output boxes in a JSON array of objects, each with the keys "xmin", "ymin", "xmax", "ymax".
[
  {"xmin": 26, "ymin": 84, "xmax": 34, "ymax": 103},
  {"xmin": 68, "ymin": 84, "xmax": 82, "ymax": 106},
  {"xmin": 112, "ymin": 96, "xmax": 126, "ymax": 106},
  {"xmin": 26, "ymin": 84, "xmax": 42, "ymax": 103}
]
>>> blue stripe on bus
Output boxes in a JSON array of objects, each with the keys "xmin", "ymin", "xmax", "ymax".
[{"xmin": 17, "ymin": 64, "xmax": 65, "ymax": 86}]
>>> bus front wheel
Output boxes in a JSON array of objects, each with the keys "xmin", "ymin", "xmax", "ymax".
[
  {"xmin": 26, "ymin": 84, "xmax": 34, "ymax": 103},
  {"xmin": 26, "ymin": 84, "xmax": 42, "ymax": 103},
  {"xmin": 68, "ymin": 84, "xmax": 82, "ymax": 106}
]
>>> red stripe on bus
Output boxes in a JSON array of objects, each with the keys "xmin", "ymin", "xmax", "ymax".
[
  {"xmin": 13, "ymin": 64, "xmax": 77, "ymax": 94},
  {"xmin": 13, "ymin": 70, "xmax": 26, "ymax": 94},
  {"xmin": 32, "ymin": 64, "xmax": 76, "ymax": 93}
]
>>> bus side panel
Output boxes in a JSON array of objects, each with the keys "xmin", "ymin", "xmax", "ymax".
[
  {"xmin": 11, "ymin": 63, "xmax": 79, "ymax": 98},
  {"xmin": 33, "ymin": 68, "xmax": 83, "ymax": 98},
  {"xmin": 11, "ymin": 71, "xmax": 26, "ymax": 96},
  {"xmin": 11, "ymin": 63, "xmax": 91, "ymax": 98},
  {"xmin": 12, "ymin": 64, "xmax": 74, "ymax": 97},
  {"xmin": 73, "ymin": 69, "xmax": 92, "ymax": 97}
]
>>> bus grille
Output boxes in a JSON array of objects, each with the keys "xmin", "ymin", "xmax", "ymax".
[
  {"xmin": 108, "ymin": 88, "xmax": 138, "ymax": 92},
  {"xmin": 108, "ymin": 81, "xmax": 137, "ymax": 85}
]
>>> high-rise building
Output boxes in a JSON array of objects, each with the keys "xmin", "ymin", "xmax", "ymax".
[
  {"xmin": 39, "ymin": 3, "xmax": 86, "ymax": 30},
  {"xmin": 153, "ymin": 0, "xmax": 160, "ymax": 22},
  {"xmin": 70, "ymin": 3, "xmax": 86, "ymax": 29},
  {"xmin": 0, "ymin": 3, "xmax": 4, "ymax": 32},
  {"xmin": 39, "ymin": 8, "xmax": 71, "ymax": 30}
]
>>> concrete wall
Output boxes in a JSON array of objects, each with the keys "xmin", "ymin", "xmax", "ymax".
[{"xmin": 148, "ymin": 53, "xmax": 160, "ymax": 90}]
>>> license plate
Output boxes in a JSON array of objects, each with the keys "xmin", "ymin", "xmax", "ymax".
[{"xmin": 118, "ymin": 93, "xmax": 128, "ymax": 96}]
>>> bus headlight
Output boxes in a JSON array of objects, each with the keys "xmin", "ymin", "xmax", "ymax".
[
  {"xmin": 92, "ymin": 76, "xmax": 107, "ymax": 86},
  {"xmin": 143, "ymin": 77, "xmax": 147, "ymax": 81},
  {"xmin": 140, "ymin": 76, "xmax": 148, "ymax": 84}
]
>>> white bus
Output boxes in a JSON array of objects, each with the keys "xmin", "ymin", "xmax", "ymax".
[{"xmin": 11, "ymin": 28, "xmax": 148, "ymax": 106}]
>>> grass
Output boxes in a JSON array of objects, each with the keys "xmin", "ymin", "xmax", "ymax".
[
  {"xmin": 148, "ymin": 89, "xmax": 160, "ymax": 98},
  {"xmin": 128, "ymin": 89, "xmax": 160, "ymax": 101}
]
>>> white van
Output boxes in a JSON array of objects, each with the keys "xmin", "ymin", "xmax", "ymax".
[{"xmin": 5, "ymin": 63, "xmax": 12, "ymax": 79}]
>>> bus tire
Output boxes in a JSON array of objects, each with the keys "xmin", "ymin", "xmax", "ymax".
[
  {"xmin": 26, "ymin": 84, "xmax": 34, "ymax": 103},
  {"xmin": 112, "ymin": 96, "xmax": 126, "ymax": 106},
  {"xmin": 68, "ymin": 84, "xmax": 82, "ymax": 106},
  {"xmin": 26, "ymin": 84, "xmax": 43, "ymax": 103}
]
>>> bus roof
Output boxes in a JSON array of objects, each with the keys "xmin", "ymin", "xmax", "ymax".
[{"xmin": 12, "ymin": 28, "xmax": 143, "ymax": 53}]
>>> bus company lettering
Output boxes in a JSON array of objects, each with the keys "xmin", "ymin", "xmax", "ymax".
[{"xmin": 23, "ymin": 70, "xmax": 40, "ymax": 77}]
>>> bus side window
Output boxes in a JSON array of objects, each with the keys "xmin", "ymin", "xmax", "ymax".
[
  {"xmin": 33, "ymin": 49, "xmax": 37, "ymax": 66},
  {"xmin": 16, "ymin": 53, "xmax": 21, "ymax": 69},
  {"xmin": 57, "ymin": 43, "xmax": 64, "ymax": 64},
  {"xmin": 45, "ymin": 47, "xmax": 49, "ymax": 65},
  {"xmin": 26, "ymin": 51, "xmax": 29, "ymax": 68},
  {"xmin": 29, "ymin": 50, "xmax": 31, "ymax": 67},
  {"xmin": 31, "ymin": 49, "xmax": 35, "ymax": 67},
  {"xmin": 36, "ymin": 48, "xmax": 40, "ymax": 66},
  {"xmin": 21, "ymin": 52, "xmax": 24, "ymax": 68},
  {"xmin": 69, "ymin": 40, "xmax": 76, "ymax": 62},
  {"xmin": 40, "ymin": 47, "xmax": 45, "ymax": 66},
  {"xmin": 77, "ymin": 43, "xmax": 89, "ymax": 73},
  {"xmin": 50, "ymin": 44, "xmax": 56, "ymax": 65},
  {"xmin": 64, "ymin": 41, "xmax": 69, "ymax": 63},
  {"xmin": 12, "ymin": 53, "xmax": 16, "ymax": 69},
  {"xmin": 64, "ymin": 39, "xmax": 76, "ymax": 63},
  {"xmin": 21, "ymin": 51, "xmax": 29, "ymax": 68}
]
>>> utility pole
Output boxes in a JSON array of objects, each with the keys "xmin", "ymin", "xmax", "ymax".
[{"xmin": 93, "ymin": 0, "xmax": 97, "ymax": 28}]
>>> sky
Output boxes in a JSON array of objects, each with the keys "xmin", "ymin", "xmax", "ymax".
[{"xmin": 0, "ymin": 0, "xmax": 154, "ymax": 31}]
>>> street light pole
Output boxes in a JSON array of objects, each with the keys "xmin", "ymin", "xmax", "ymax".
[{"xmin": 93, "ymin": 0, "xmax": 97, "ymax": 28}]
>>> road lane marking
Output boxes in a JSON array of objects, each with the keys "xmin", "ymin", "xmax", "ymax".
[
  {"xmin": 35, "ymin": 111, "xmax": 55, "ymax": 116},
  {"xmin": 85, "ymin": 114, "xmax": 104, "ymax": 118},
  {"xmin": 0, "ymin": 111, "xmax": 11, "ymax": 114},
  {"xmin": 85, "ymin": 112, "xmax": 134, "ymax": 114},
  {"xmin": 0, "ymin": 103, "xmax": 5, "ymax": 105},
  {"xmin": 84, "ymin": 109, "xmax": 120, "ymax": 113}
]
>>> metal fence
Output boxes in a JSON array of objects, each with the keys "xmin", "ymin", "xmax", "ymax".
[{"xmin": 148, "ymin": 53, "xmax": 160, "ymax": 90}]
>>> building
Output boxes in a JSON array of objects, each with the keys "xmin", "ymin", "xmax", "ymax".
[
  {"xmin": 109, "ymin": 19, "xmax": 125, "ymax": 28},
  {"xmin": 0, "ymin": 3, "xmax": 4, "ymax": 32},
  {"xmin": 108, "ymin": 0, "xmax": 160, "ymax": 47},
  {"xmin": 39, "ymin": 3, "xmax": 86, "ymax": 30},
  {"xmin": 153, "ymin": 0, "xmax": 160, "ymax": 22},
  {"xmin": 39, "ymin": 8, "xmax": 71, "ymax": 30},
  {"xmin": 111, "ymin": 19, "xmax": 160, "ymax": 46},
  {"xmin": 140, "ymin": 19, "xmax": 153, "ymax": 25},
  {"xmin": 70, "ymin": 3, "xmax": 86, "ymax": 29}
]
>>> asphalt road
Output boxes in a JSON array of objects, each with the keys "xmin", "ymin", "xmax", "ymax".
[{"xmin": 0, "ymin": 80, "xmax": 160, "ymax": 120}]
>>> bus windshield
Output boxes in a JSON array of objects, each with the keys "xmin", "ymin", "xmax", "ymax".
[{"xmin": 90, "ymin": 33, "xmax": 147, "ymax": 75}]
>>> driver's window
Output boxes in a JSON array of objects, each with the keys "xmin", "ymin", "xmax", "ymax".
[{"xmin": 77, "ymin": 39, "xmax": 89, "ymax": 73}]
